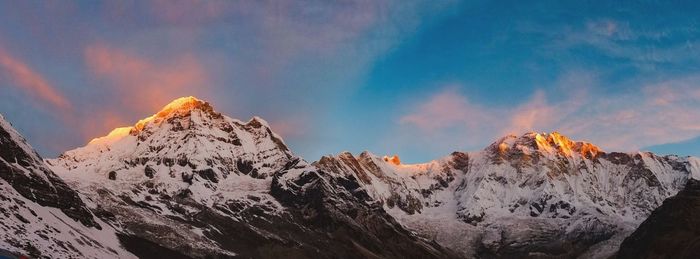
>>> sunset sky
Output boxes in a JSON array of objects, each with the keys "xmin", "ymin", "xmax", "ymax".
[{"xmin": 1, "ymin": 1, "xmax": 699, "ymax": 162}]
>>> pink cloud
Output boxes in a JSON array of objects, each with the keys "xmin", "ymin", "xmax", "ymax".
[
  {"xmin": 643, "ymin": 80, "xmax": 700, "ymax": 106},
  {"xmin": 399, "ymin": 87, "xmax": 489, "ymax": 131},
  {"xmin": 0, "ymin": 47, "xmax": 71, "ymax": 111},
  {"xmin": 399, "ymin": 88, "xmax": 567, "ymax": 139},
  {"xmin": 144, "ymin": 0, "xmax": 390, "ymax": 88},
  {"xmin": 398, "ymin": 78, "xmax": 700, "ymax": 152},
  {"xmin": 82, "ymin": 44, "xmax": 208, "ymax": 140},
  {"xmin": 507, "ymin": 90, "xmax": 557, "ymax": 134},
  {"xmin": 268, "ymin": 116, "xmax": 308, "ymax": 139},
  {"xmin": 85, "ymin": 44, "xmax": 207, "ymax": 113}
]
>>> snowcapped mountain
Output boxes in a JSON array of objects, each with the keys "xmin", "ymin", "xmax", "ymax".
[
  {"xmin": 0, "ymin": 115, "xmax": 135, "ymax": 258},
  {"xmin": 12, "ymin": 95, "xmax": 696, "ymax": 258},
  {"xmin": 50, "ymin": 96, "xmax": 294, "ymax": 210},
  {"xmin": 47, "ymin": 97, "xmax": 455, "ymax": 258},
  {"xmin": 315, "ymin": 132, "xmax": 700, "ymax": 258}
]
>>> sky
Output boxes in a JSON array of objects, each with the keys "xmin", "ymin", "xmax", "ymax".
[{"xmin": 1, "ymin": 0, "xmax": 699, "ymax": 163}]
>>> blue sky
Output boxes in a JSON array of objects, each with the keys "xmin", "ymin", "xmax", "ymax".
[{"xmin": 1, "ymin": 1, "xmax": 699, "ymax": 162}]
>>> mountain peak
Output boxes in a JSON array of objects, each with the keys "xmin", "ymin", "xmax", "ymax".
[
  {"xmin": 493, "ymin": 131, "xmax": 602, "ymax": 158},
  {"xmin": 57, "ymin": 94, "xmax": 296, "ymax": 183},
  {"xmin": 82, "ymin": 96, "xmax": 219, "ymax": 146},
  {"xmin": 134, "ymin": 96, "xmax": 215, "ymax": 131},
  {"xmin": 158, "ymin": 96, "xmax": 207, "ymax": 114}
]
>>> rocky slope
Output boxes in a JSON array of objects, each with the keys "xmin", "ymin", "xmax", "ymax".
[
  {"xmin": 315, "ymin": 132, "xmax": 700, "ymax": 258},
  {"xmin": 47, "ymin": 97, "xmax": 454, "ymax": 258},
  {"xmin": 0, "ymin": 115, "xmax": 135, "ymax": 258},
  {"xmin": 617, "ymin": 177, "xmax": 700, "ymax": 259}
]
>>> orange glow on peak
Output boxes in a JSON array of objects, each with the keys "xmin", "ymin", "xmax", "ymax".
[
  {"xmin": 578, "ymin": 142, "xmax": 602, "ymax": 159},
  {"xmin": 534, "ymin": 133, "xmax": 552, "ymax": 151},
  {"xmin": 498, "ymin": 142, "xmax": 509, "ymax": 154},
  {"xmin": 134, "ymin": 96, "xmax": 208, "ymax": 131},
  {"xmin": 547, "ymin": 132, "xmax": 575, "ymax": 156},
  {"xmin": 383, "ymin": 155, "xmax": 401, "ymax": 165},
  {"xmin": 134, "ymin": 115, "xmax": 156, "ymax": 132},
  {"xmin": 86, "ymin": 96, "xmax": 211, "ymax": 145},
  {"xmin": 157, "ymin": 96, "xmax": 204, "ymax": 113},
  {"xmin": 532, "ymin": 132, "xmax": 602, "ymax": 158},
  {"xmin": 88, "ymin": 126, "xmax": 132, "ymax": 145}
]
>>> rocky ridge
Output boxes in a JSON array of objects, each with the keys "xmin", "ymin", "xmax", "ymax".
[
  {"xmin": 3, "ymin": 95, "xmax": 696, "ymax": 258},
  {"xmin": 47, "ymin": 97, "xmax": 455, "ymax": 258},
  {"xmin": 315, "ymin": 132, "xmax": 700, "ymax": 258}
]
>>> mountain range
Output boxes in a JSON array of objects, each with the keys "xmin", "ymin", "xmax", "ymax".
[{"xmin": 1, "ymin": 96, "xmax": 698, "ymax": 258}]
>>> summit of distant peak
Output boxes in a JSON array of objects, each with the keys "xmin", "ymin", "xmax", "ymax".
[
  {"xmin": 158, "ymin": 96, "xmax": 207, "ymax": 113},
  {"xmin": 151, "ymin": 96, "xmax": 214, "ymax": 118},
  {"xmin": 81, "ymin": 96, "xmax": 221, "ymax": 146},
  {"xmin": 492, "ymin": 131, "xmax": 602, "ymax": 158},
  {"xmin": 134, "ymin": 96, "xmax": 216, "ymax": 131}
]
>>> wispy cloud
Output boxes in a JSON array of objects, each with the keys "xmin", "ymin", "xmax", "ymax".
[
  {"xmin": 399, "ymin": 86, "xmax": 495, "ymax": 132},
  {"xmin": 85, "ymin": 44, "xmax": 207, "ymax": 114},
  {"xmin": 0, "ymin": 47, "xmax": 71, "ymax": 111},
  {"xmin": 519, "ymin": 17, "xmax": 700, "ymax": 71},
  {"xmin": 267, "ymin": 116, "xmax": 310, "ymax": 139},
  {"xmin": 398, "ymin": 73, "xmax": 700, "ymax": 153},
  {"xmin": 82, "ymin": 44, "xmax": 208, "ymax": 139}
]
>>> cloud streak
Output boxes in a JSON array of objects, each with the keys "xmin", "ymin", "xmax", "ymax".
[
  {"xmin": 81, "ymin": 44, "xmax": 208, "ymax": 140},
  {"xmin": 399, "ymin": 87, "xmax": 494, "ymax": 132},
  {"xmin": 0, "ymin": 47, "xmax": 71, "ymax": 111},
  {"xmin": 523, "ymin": 17, "xmax": 700, "ymax": 71},
  {"xmin": 399, "ymin": 75, "xmax": 700, "ymax": 153},
  {"xmin": 85, "ymin": 44, "xmax": 207, "ymax": 115}
]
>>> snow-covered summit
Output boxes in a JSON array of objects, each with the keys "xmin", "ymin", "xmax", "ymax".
[
  {"xmin": 50, "ymin": 95, "xmax": 296, "ymax": 206},
  {"xmin": 133, "ymin": 96, "xmax": 217, "ymax": 131},
  {"xmin": 45, "ymin": 97, "xmax": 453, "ymax": 258},
  {"xmin": 314, "ymin": 132, "xmax": 699, "ymax": 258},
  {"xmin": 490, "ymin": 131, "xmax": 602, "ymax": 159},
  {"xmin": 87, "ymin": 96, "xmax": 212, "ymax": 146},
  {"xmin": 46, "ymin": 96, "xmax": 303, "ymax": 256},
  {"xmin": 39, "ymin": 96, "xmax": 700, "ymax": 259}
]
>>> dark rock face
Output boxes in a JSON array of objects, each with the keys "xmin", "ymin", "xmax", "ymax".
[
  {"xmin": 144, "ymin": 165, "xmax": 156, "ymax": 178},
  {"xmin": 313, "ymin": 152, "xmax": 442, "ymax": 215},
  {"xmin": 475, "ymin": 216, "xmax": 620, "ymax": 258},
  {"xmin": 195, "ymin": 168, "xmax": 218, "ymax": 183},
  {"xmin": 270, "ymin": 162, "xmax": 457, "ymax": 259},
  {"xmin": 0, "ymin": 116, "xmax": 134, "ymax": 258},
  {"xmin": 617, "ymin": 179, "xmax": 700, "ymax": 259},
  {"xmin": 0, "ymin": 121, "xmax": 98, "ymax": 228},
  {"xmin": 85, "ymin": 161, "xmax": 457, "ymax": 259},
  {"xmin": 117, "ymin": 233, "xmax": 192, "ymax": 259}
]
